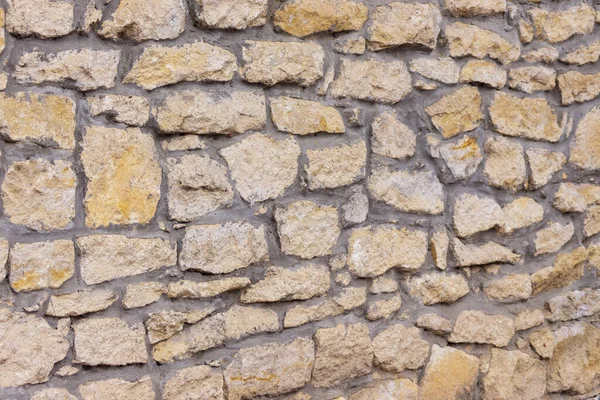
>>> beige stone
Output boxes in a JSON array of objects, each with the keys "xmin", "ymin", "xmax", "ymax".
[
  {"xmin": 367, "ymin": 2, "xmax": 441, "ymax": 50},
  {"xmin": 425, "ymin": 86, "xmax": 483, "ymax": 139},
  {"xmin": 514, "ymin": 308, "xmax": 544, "ymax": 331},
  {"xmin": 2, "ymin": 159, "xmax": 76, "ymax": 231},
  {"xmin": 409, "ymin": 57, "xmax": 459, "ymax": 84},
  {"xmin": 589, "ymin": 242, "xmax": 600, "ymax": 270},
  {"xmin": 453, "ymin": 193, "xmax": 502, "ymax": 237},
  {"xmin": 14, "ymin": 49, "xmax": 120, "ymax": 91},
  {"xmin": 449, "ymin": 310, "xmax": 515, "ymax": 347},
  {"xmin": 275, "ymin": 200, "xmax": 340, "ymax": 259},
  {"xmin": 554, "ymin": 183, "xmax": 600, "ymax": 212},
  {"xmin": 571, "ymin": 106, "xmax": 600, "ymax": 170},
  {"xmin": 87, "ymin": 94, "xmax": 149, "ymax": 126},
  {"xmin": 122, "ymin": 281, "xmax": 165, "ymax": 309},
  {"xmin": 99, "ymin": 0, "xmax": 185, "ymax": 41},
  {"xmin": 225, "ymin": 338, "xmax": 315, "ymax": 400},
  {"xmin": 499, "ymin": 197, "xmax": 544, "ymax": 235},
  {"xmin": 348, "ymin": 225, "xmax": 427, "ymax": 277},
  {"xmin": 241, "ymin": 41, "xmax": 324, "ymax": 86},
  {"xmin": 419, "ymin": 345, "xmax": 479, "ymax": 400},
  {"xmin": 436, "ymin": 136, "xmax": 484, "ymax": 180},
  {"xmin": 371, "ymin": 111, "xmax": 416, "ymax": 159},
  {"xmin": 312, "ymin": 323, "xmax": 373, "ymax": 388},
  {"xmin": 163, "ymin": 365, "xmax": 224, "ymax": 400},
  {"xmin": 166, "ymin": 154, "xmax": 233, "ymax": 222},
  {"xmin": 365, "ymin": 295, "xmax": 402, "ymax": 320},
  {"xmin": 484, "ymin": 274, "xmax": 532, "ymax": 302},
  {"xmin": 305, "ymin": 141, "xmax": 366, "ymax": 190},
  {"xmin": 193, "ymin": 0, "xmax": 267, "ymax": 30},
  {"xmin": 508, "ymin": 66, "xmax": 556, "ymax": 93},
  {"xmin": 431, "ymin": 227, "xmax": 449, "ymax": 270},
  {"xmin": 6, "ymin": 0, "xmax": 74, "ymax": 38},
  {"xmin": 349, "ymin": 379, "xmax": 418, "ymax": 400},
  {"xmin": 82, "ymin": 126, "xmax": 161, "ymax": 228},
  {"xmin": 585, "ymin": 205, "xmax": 600, "ymax": 238},
  {"xmin": 518, "ymin": 20, "xmax": 534, "ymax": 44},
  {"xmin": 546, "ymin": 288, "xmax": 600, "ymax": 322},
  {"xmin": 528, "ymin": 4, "xmax": 595, "ymax": 44},
  {"xmin": 453, "ymin": 238, "xmax": 520, "ymax": 267},
  {"xmin": 0, "ymin": 309, "xmax": 69, "ymax": 388},
  {"xmin": 168, "ymin": 278, "xmax": 251, "ymax": 299},
  {"xmin": 333, "ymin": 36, "xmax": 366, "ymax": 55},
  {"xmin": 416, "ymin": 313, "xmax": 452, "ymax": 335},
  {"xmin": 526, "ymin": 148, "xmax": 567, "ymax": 189},
  {"xmin": 560, "ymin": 41, "xmax": 600, "ymax": 65},
  {"xmin": 271, "ymin": 97, "xmax": 344, "ymax": 135},
  {"xmin": 46, "ymin": 289, "xmax": 117, "ymax": 317},
  {"xmin": 459, "ymin": 60, "xmax": 507, "ymax": 89},
  {"xmin": 445, "ymin": 22, "xmax": 520, "ymax": 64},
  {"xmin": 484, "ymin": 136, "xmax": 526, "ymax": 191},
  {"xmin": 161, "ymin": 136, "xmax": 206, "ymax": 152},
  {"xmin": 153, "ymin": 90, "xmax": 265, "ymax": 135},
  {"xmin": 31, "ymin": 388, "xmax": 77, "ymax": 400},
  {"xmin": 241, "ymin": 265, "xmax": 329, "ymax": 303},
  {"xmin": 330, "ymin": 58, "xmax": 412, "ymax": 104},
  {"xmin": 81, "ymin": 1, "xmax": 101, "ymax": 34},
  {"xmin": 0, "ymin": 239, "xmax": 8, "ymax": 284},
  {"xmin": 522, "ymin": 46, "xmax": 559, "ymax": 64},
  {"xmin": 408, "ymin": 273, "xmax": 469, "ymax": 305},
  {"xmin": 342, "ymin": 187, "xmax": 368, "ymax": 227},
  {"xmin": 531, "ymin": 247, "xmax": 587, "ymax": 295},
  {"xmin": 530, "ymin": 328, "xmax": 554, "ymax": 358},
  {"xmin": 274, "ymin": 0, "xmax": 367, "ymax": 38},
  {"xmin": 9, "ymin": 240, "xmax": 74, "ymax": 292},
  {"xmin": 557, "ymin": 71, "xmax": 600, "ymax": 105},
  {"xmin": 79, "ymin": 377, "xmax": 155, "ymax": 400},
  {"xmin": 370, "ymin": 276, "xmax": 397, "ymax": 294},
  {"xmin": 146, "ymin": 309, "xmax": 214, "ymax": 344},
  {"xmin": 78, "ymin": 235, "xmax": 176, "ymax": 285},
  {"xmin": 444, "ymin": 0, "xmax": 505, "ymax": 16},
  {"xmin": 373, "ymin": 325, "xmax": 429, "ymax": 372},
  {"xmin": 0, "ymin": 92, "xmax": 75, "ymax": 149}
]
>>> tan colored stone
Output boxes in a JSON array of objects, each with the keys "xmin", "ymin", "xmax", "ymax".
[
  {"xmin": 373, "ymin": 325, "xmax": 429, "ymax": 372},
  {"xmin": 528, "ymin": 4, "xmax": 595, "ymax": 44},
  {"xmin": 31, "ymin": 388, "xmax": 77, "ymax": 400},
  {"xmin": 241, "ymin": 41, "xmax": 324, "ymax": 86},
  {"xmin": 82, "ymin": 126, "xmax": 161, "ymax": 227},
  {"xmin": 168, "ymin": 278, "xmax": 251, "ymax": 299},
  {"xmin": 122, "ymin": 281, "xmax": 165, "ymax": 309},
  {"xmin": 554, "ymin": 183, "xmax": 600, "ymax": 212},
  {"xmin": 453, "ymin": 193, "xmax": 502, "ymax": 237},
  {"xmin": 46, "ymin": 289, "xmax": 116, "ymax": 317},
  {"xmin": 371, "ymin": 111, "xmax": 416, "ymax": 159},
  {"xmin": 163, "ymin": 366, "xmax": 223, "ymax": 400},
  {"xmin": 548, "ymin": 289, "xmax": 600, "ymax": 323},
  {"xmin": 416, "ymin": 313, "xmax": 452, "ymax": 335},
  {"xmin": 271, "ymin": 97, "xmax": 344, "ymax": 135},
  {"xmin": 436, "ymin": 135, "xmax": 484, "ymax": 180},
  {"xmin": 305, "ymin": 141, "xmax": 366, "ymax": 190},
  {"xmin": 99, "ymin": 0, "xmax": 185, "ymax": 41},
  {"xmin": 342, "ymin": 186, "xmax": 368, "ymax": 227},
  {"xmin": 431, "ymin": 227, "xmax": 449, "ymax": 270},
  {"xmin": 275, "ymin": 200, "xmax": 340, "ymax": 259},
  {"xmin": 6, "ymin": 0, "xmax": 74, "ymax": 38},
  {"xmin": 87, "ymin": 94, "xmax": 149, "ymax": 126},
  {"xmin": 349, "ymin": 379, "xmax": 418, "ymax": 400},
  {"xmin": 2, "ymin": 159, "xmax": 76, "ymax": 231},
  {"xmin": 312, "ymin": 323, "xmax": 373, "ymax": 388},
  {"xmin": 409, "ymin": 57, "xmax": 459, "ymax": 84},
  {"xmin": 445, "ymin": 22, "xmax": 520, "ymax": 64},
  {"xmin": 499, "ymin": 197, "xmax": 544, "ymax": 235},
  {"xmin": 514, "ymin": 308, "xmax": 544, "ymax": 331},
  {"xmin": 162, "ymin": 136, "xmax": 206, "ymax": 152},
  {"xmin": 419, "ymin": 345, "xmax": 479, "ymax": 400},
  {"xmin": 526, "ymin": 148, "xmax": 567, "ymax": 189},
  {"xmin": 330, "ymin": 58, "xmax": 412, "ymax": 104},
  {"xmin": 333, "ymin": 36, "xmax": 366, "ymax": 55},
  {"xmin": 78, "ymin": 235, "xmax": 176, "ymax": 285},
  {"xmin": 449, "ymin": 310, "xmax": 514, "ymax": 347},
  {"xmin": 79, "ymin": 377, "xmax": 155, "ymax": 400},
  {"xmin": 192, "ymin": 0, "xmax": 267, "ymax": 30},
  {"xmin": 348, "ymin": 225, "xmax": 427, "ymax": 277},
  {"xmin": 532, "ymin": 247, "xmax": 587, "ymax": 295},
  {"xmin": 561, "ymin": 41, "xmax": 600, "ymax": 65},
  {"xmin": 444, "ymin": 0, "xmax": 505, "ymax": 16},
  {"xmin": 0, "ymin": 309, "xmax": 69, "ymax": 388},
  {"xmin": 508, "ymin": 66, "xmax": 556, "ymax": 93},
  {"xmin": 241, "ymin": 265, "xmax": 329, "ymax": 303},
  {"xmin": 370, "ymin": 276, "xmax": 397, "ymax": 294},
  {"xmin": 518, "ymin": 20, "xmax": 534, "ymax": 44},
  {"xmin": 0, "ymin": 239, "xmax": 7, "ymax": 284},
  {"xmin": 415, "ymin": 80, "xmax": 437, "ymax": 91},
  {"xmin": 81, "ymin": 1, "xmax": 101, "ymax": 34},
  {"xmin": 425, "ymin": 86, "xmax": 483, "ymax": 139},
  {"xmin": 558, "ymin": 71, "xmax": 600, "ymax": 105},
  {"xmin": 453, "ymin": 238, "xmax": 520, "ymax": 267},
  {"xmin": 14, "ymin": 49, "xmax": 120, "ymax": 91},
  {"xmin": 459, "ymin": 60, "xmax": 507, "ymax": 88},
  {"xmin": 484, "ymin": 274, "xmax": 532, "ymax": 302},
  {"xmin": 408, "ymin": 273, "xmax": 469, "ymax": 305},
  {"xmin": 484, "ymin": 136, "xmax": 526, "ymax": 192},
  {"xmin": 584, "ymin": 205, "xmax": 600, "ymax": 238},
  {"xmin": 589, "ymin": 242, "xmax": 600, "ymax": 270},
  {"xmin": 571, "ymin": 106, "xmax": 600, "ymax": 170},
  {"xmin": 365, "ymin": 295, "xmax": 402, "ymax": 321},
  {"xmin": 274, "ymin": 0, "xmax": 367, "ymax": 38},
  {"xmin": 530, "ymin": 328, "xmax": 554, "ymax": 358},
  {"xmin": 146, "ymin": 309, "xmax": 214, "ymax": 344}
]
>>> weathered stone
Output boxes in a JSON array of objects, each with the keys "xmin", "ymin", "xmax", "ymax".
[
  {"xmin": 14, "ymin": 49, "xmax": 120, "ymax": 91},
  {"xmin": 79, "ymin": 377, "xmax": 155, "ymax": 400},
  {"xmin": 408, "ymin": 273, "xmax": 470, "ymax": 305},
  {"xmin": 518, "ymin": 20, "xmax": 534, "ymax": 44},
  {"xmin": 348, "ymin": 225, "xmax": 427, "ymax": 277},
  {"xmin": 514, "ymin": 308, "xmax": 544, "ymax": 331},
  {"xmin": 409, "ymin": 57, "xmax": 459, "ymax": 84},
  {"xmin": 271, "ymin": 97, "xmax": 344, "ymax": 136},
  {"xmin": 419, "ymin": 345, "xmax": 479, "ymax": 400},
  {"xmin": 284, "ymin": 286, "xmax": 367, "ymax": 328},
  {"xmin": 373, "ymin": 325, "xmax": 429, "ymax": 372},
  {"xmin": 349, "ymin": 379, "xmax": 418, "ymax": 400},
  {"xmin": 162, "ymin": 135, "xmax": 206, "ymax": 152},
  {"xmin": 459, "ymin": 60, "xmax": 507, "ymax": 88},
  {"xmin": 342, "ymin": 186, "xmax": 369, "ymax": 227},
  {"xmin": 81, "ymin": 1, "xmax": 101, "ymax": 34},
  {"xmin": 446, "ymin": 22, "xmax": 520, "ymax": 64},
  {"xmin": 431, "ymin": 227, "xmax": 449, "ymax": 270},
  {"xmin": 560, "ymin": 41, "xmax": 600, "ymax": 65},
  {"xmin": 154, "ymin": 90, "xmax": 266, "ymax": 135},
  {"xmin": 123, "ymin": 281, "xmax": 165, "ymax": 309},
  {"xmin": 241, "ymin": 41, "xmax": 324, "ymax": 86},
  {"xmin": 415, "ymin": 80, "xmax": 437, "ymax": 91},
  {"xmin": 163, "ymin": 366, "xmax": 223, "ymax": 400},
  {"xmin": 305, "ymin": 141, "xmax": 366, "ymax": 190},
  {"xmin": 275, "ymin": 200, "xmax": 340, "ymax": 259},
  {"xmin": 499, "ymin": 197, "xmax": 544, "ymax": 235},
  {"xmin": 370, "ymin": 276, "xmax": 397, "ymax": 294},
  {"xmin": 333, "ymin": 36, "xmax": 366, "ymax": 55},
  {"xmin": 443, "ymin": 0, "xmax": 505, "ymax": 16},
  {"xmin": 166, "ymin": 154, "xmax": 233, "ymax": 221},
  {"xmin": 484, "ymin": 274, "xmax": 532, "ymax": 302},
  {"xmin": 449, "ymin": 310, "xmax": 515, "ymax": 347},
  {"xmin": 436, "ymin": 136, "xmax": 484, "ymax": 181},
  {"xmin": 589, "ymin": 242, "xmax": 600, "ymax": 270},
  {"xmin": 0, "ymin": 239, "xmax": 7, "ymax": 284},
  {"xmin": 425, "ymin": 86, "xmax": 483, "ymax": 139},
  {"xmin": 9, "ymin": 240, "xmax": 74, "ymax": 292},
  {"xmin": 152, "ymin": 306, "xmax": 278, "ymax": 363},
  {"xmin": 484, "ymin": 136, "xmax": 526, "ymax": 192},
  {"xmin": 546, "ymin": 288, "xmax": 600, "ymax": 322},
  {"xmin": 0, "ymin": 309, "xmax": 69, "ymax": 388},
  {"xmin": 366, "ymin": 295, "xmax": 402, "ymax": 320},
  {"xmin": 530, "ymin": 329, "xmax": 554, "ymax": 358},
  {"xmin": 526, "ymin": 148, "xmax": 567, "ymax": 189},
  {"xmin": 312, "ymin": 323, "xmax": 373, "ymax": 388},
  {"xmin": 531, "ymin": 247, "xmax": 587, "ymax": 295},
  {"xmin": 192, "ymin": 0, "xmax": 267, "ymax": 30},
  {"xmin": 570, "ymin": 106, "xmax": 600, "ymax": 170},
  {"xmin": 78, "ymin": 235, "xmax": 176, "ymax": 285},
  {"xmin": 99, "ymin": 0, "xmax": 185, "ymax": 41},
  {"xmin": 453, "ymin": 238, "xmax": 520, "ymax": 267},
  {"xmin": 371, "ymin": 111, "xmax": 416, "ymax": 159},
  {"xmin": 416, "ymin": 313, "xmax": 452, "ymax": 335},
  {"xmin": 225, "ymin": 338, "xmax": 314, "ymax": 400},
  {"xmin": 87, "ymin": 94, "xmax": 149, "ymax": 126},
  {"xmin": 274, "ymin": 0, "xmax": 367, "ymax": 38},
  {"xmin": 31, "ymin": 388, "xmax": 77, "ymax": 400},
  {"xmin": 241, "ymin": 265, "xmax": 329, "ymax": 303},
  {"xmin": 557, "ymin": 71, "xmax": 600, "ymax": 105},
  {"xmin": 554, "ymin": 183, "xmax": 600, "ymax": 212},
  {"xmin": 0, "ymin": 92, "xmax": 75, "ymax": 149},
  {"xmin": 6, "ymin": 0, "xmax": 74, "ymax": 38},
  {"xmin": 2, "ymin": 159, "xmax": 76, "ymax": 231},
  {"xmin": 481, "ymin": 348, "xmax": 546, "ymax": 400},
  {"xmin": 528, "ymin": 4, "xmax": 595, "ymax": 44},
  {"xmin": 46, "ymin": 289, "xmax": 117, "ymax": 317},
  {"xmin": 453, "ymin": 193, "xmax": 502, "ymax": 237},
  {"xmin": 330, "ymin": 58, "xmax": 412, "ymax": 104},
  {"xmin": 146, "ymin": 309, "xmax": 214, "ymax": 344},
  {"xmin": 168, "ymin": 278, "xmax": 251, "ymax": 299},
  {"xmin": 82, "ymin": 126, "xmax": 161, "ymax": 227},
  {"xmin": 585, "ymin": 205, "xmax": 600, "ymax": 238},
  {"xmin": 508, "ymin": 66, "xmax": 556, "ymax": 93}
]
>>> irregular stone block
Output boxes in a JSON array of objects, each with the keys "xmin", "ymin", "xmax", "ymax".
[
  {"xmin": 163, "ymin": 366, "xmax": 224, "ymax": 400},
  {"xmin": 373, "ymin": 325, "xmax": 429, "ymax": 372},
  {"xmin": 459, "ymin": 60, "xmax": 507, "ymax": 88},
  {"xmin": 6, "ymin": 0, "xmax": 74, "ymax": 38},
  {"xmin": 546, "ymin": 288, "xmax": 600, "ymax": 322},
  {"xmin": 46, "ymin": 289, "xmax": 117, "ymax": 317},
  {"xmin": 554, "ymin": 183, "xmax": 600, "ymax": 212},
  {"xmin": 508, "ymin": 66, "xmax": 556, "ymax": 93},
  {"xmin": 570, "ymin": 106, "xmax": 600, "ymax": 170},
  {"xmin": 365, "ymin": 295, "xmax": 402, "ymax": 320},
  {"xmin": 452, "ymin": 238, "xmax": 520, "ymax": 267},
  {"xmin": 484, "ymin": 136, "xmax": 526, "ymax": 192},
  {"xmin": 270, "ymin": 96, "xmax": 344, "ymax": 135},
  {"xmin": 449, "ymin": 310, "xmax": 515, "ymax": 347},
  {"xmin": 349, "ymin": 379, "xmax": 418, "ymax": 400},
  {"xmin": 526, "ymin": 148, "xmax": 566, "ymax": 189},
  {"xmin": 419, "ymin": 345, "xmax": 479, "ymax": 400},
  {"xmin": 500, "ymin": 197, "xmax": 544, "ymax": 235},
  {"xmin": 528, "ymin": 4, "xmax": 595, "ymax": 44},
  {"xmin": 122, "ymin": 281, "xmax": 165, "ymax": 309},
  {"xmin": 484, "ymin": 274, "xmax": 532, "ymax": 302},
  {"xmin": 444, "ymin": 0, "xmax": 505, "ymax": 16},
  {"xmin": 146, "ymin": 309, "xmax": 214, "ymax": 344},
  {"xmin": 305, "ymin": 141, "xmax": 366, "ymax": 190},
  {"xmin": 409, "ymin": 57, "xmax": 459, "ymax": 84},
  {"xmin": 445, "ymin": 22, "xmax": 520, "ymax": 64},
  {"xmin": 416, "ymin": 313, "xmax": 452, "ymax": 335},
  {"xmin": 87, "ymin": 94, "xmax": 149, "ymax": 126},
  {"xmin": 79, "ymin": 377, "xmax": 155, "ymax": 400},
  {"xmin": 371, "ymin": 111, "xmax": 416, "ymax": 159},
  {"xmin": 192, "ymin": 0, "xmax": 268, "ymax": 30},
  {"xmin": 531, "ymin": 247, "xmax": 587, "ymax": 295},
  {"xmin": 425, "ymin": 86, "xmax": 483, "ymax": 139},
  {"xmin": 560, "ymin": 40, "xmax": 600, "ymax": 65},
  {"xmin": 167, "ymin": 277, "xmax": 251, "ymax": 299},
  {"xmin": 407, "ymin": 273, "xmax": 470, "ymax": 305},
  {"xmin": 453, "ymin": 193, "xmax": 503, "ymax": 238},
  {"xmin": 557, "ymin": 71, "xmax": 600, "ymax": 105}
]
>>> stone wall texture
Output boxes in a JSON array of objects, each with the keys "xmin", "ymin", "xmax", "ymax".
[{"xmin": 1, "ymin": 0, "xmax": 600, "ymax": 399}]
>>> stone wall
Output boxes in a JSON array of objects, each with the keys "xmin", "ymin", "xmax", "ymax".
[{"xmin": 0, "ymin": 0, "xmax": 600, "ymax": 399}]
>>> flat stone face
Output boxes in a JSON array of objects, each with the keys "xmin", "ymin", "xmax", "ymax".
[
  {"xmin": 167, "ymin": 277, "xmax": 251, "ymax": 299},
  {"xmin": 484, "ymin": 274, "xmax": 532, "ymax": 302},
  {"xmin": 444, "ymin": 0, "xmax": 505, "ymax": 16},
  {"xmin": 449, "ymin": 310, "xmax": 515, "ymax": 347},
  {"xmin": 445, "ymin": 23, "xmax": 520, "ymax": 64},
  {"xmin": 453, "ymin": 193, "xmax": 503, "ymax": 238},
  {"xmin": 514, "ymin": 309, "xmax": 544, "ymax": 331},
  {"xmin": 416, "ymin": 314, "xmax": 452, "ymax": 335},
  {"xmin": 508, "ymin": 66, "xmax": 556, "ymax": 93},
  {"xmin": 560, "ymin": 41, "xmax": 600, "ymax": 65},
  {"xmin": 531, "ymin": 247, "xmax": 587, "ymax": 295},
  {"xmin": 146, "ymin": 309, "xmax": 214, "ymax": 344},
  {"xmin": 14, "ymin": 49, "xmax": 120, "ymax": 91},
  {"xmin": 0, "ymin": 92, "xmax": 75, "ymax": 149},
  {"xmin": 407, "ymin": 273, "xmax": 470, "ymax": 305},
  {"xmin": 528, "ymin": 4, "xmax": 595, "ymax": 44},
  {"xmin": 553, "ymin": 183, "xmax": 600, "ymax": 212},
  {"xmin": 0, "ymin": 309, "xmax": 69, "ymax": 388},
  {"xmin": 585, "ymin": 205, "xmax": 600, "ymax": 238},
  {"xmin": 166, "ymin": 154, "xmax": 233, "ymax": 222},
  {"xmin": 500, "ymin": 197, "xmax": 544, "ymax": 235},
  {"xmin": 460, "ymin": 60, "xmax": 507, "ymax": 88},
  {"xmin": 99, "ymin": 0, "xmax": 186, "ymax": 41},
  {"xmin": 6, "ymin": 0, "xmax": 74, "ymax": 38},
  {"xmin": 330, "ymin": 58, "xmax": 412, "ymax": 104},
  {"xmin": 78, "ymin": 235, "xmax": 176, "ymax": 285},
  {"xmin": 570, "ymin": 106, "xmax": 600, "ymax": 170},
  {"xmin": 522, "ymin": 47, "xmax": 559, "ymax": 63},
  {"xmin": 87, "ymin": 95, "xmax": 149, "ymax": 126},
  {"xmin": 312, "ymin": 323, "xmax": 373, "ymax": 388},
  {"xmin": 270, "ymin": 96, "xmax": 344, "ymax": 135},
  {"xmin": 373, "ymin": 325, "xmax": 429, "ymax": 372},
  {"xmin": 425, "ymin": 87, "xmax": 483, "ymax": 139},
  {"xmin": 546, "ymin": 288, "xmax": 600, "ymax": 322},
  {"xmin": 241, "ymin": 41, "xmax": 324, "ymax": 86},
  {"xmin": 367, "ymin": 2, "xmax": 441, "ymax": 50},
  {"xmin": 350, "ymin": 379, "xmax": 419, "ymax": 400},
  {"xmin": 365, "ymin": 295, "xmax": 402, "ymax": 321},
  {"xmin": 79, "ymin": 377, "xmax": 155, "ymax": 400},
  {"xmin": 452, "ymin": 239, "xmax": 520, "ymax": 267},
  {"xmin": 163, "ymin": 366, "xmax": 224, "ymax": 400},
  {"xmin": 333, "ymin": 36, "xmax": 366, "ymax": 55},
  {"xmin": 484, "ymin": 136, "xmax": 526, "ymax": 192},
  {"xmin": 123, "ymin": 282, "xmax": 165, "ymax": 309},
  {"xmin": 526, "ymin": 148, "xmax": 566, "ymax": 189},
  {"xmin": 435, "ymin": 136, "xmax": 483, "ymax": 181},
  {"xmin": 305, "ymin": 141, "xmax": 366, "ymax": 190},
  {"xmin": 124, "ymin": 43, "xmax": 236, "ymax": 90},
  {"xmin": 348, "ymin": 225, "xmax": 427, "ymax": 277},
  {"xmin": 193, "ymin": 0, "xmax": 268, "ymax": 30},
  {"xmin": 82, "ymin": 126, "xmax": 161, "ymax": 228},
  {"xmin": 180, "ymin": 222, "xmax": 269, "ymax": 273},
  {"xmin": 2, "ymin": 159, "xmax": 76, "ymax": 231},
  {"xmin": 419, "ymin": 345, "xmax": 479, "ymax": 400},
  {"xmin": 224, "ymin": 338, "xmax": 315, "ymax": 400},
  {"xmin": 9, "ymin": 240, "xmax": 74, "ymax": 292},
  {"xmin": 274, "ymin": 0, "xmax": 368, "ymax": 38},
  {"xmin": 431, "ymin": 228, "xmax": 449, "ymax": 270},
  {"xmin": 409, "ymin": 57, "xmax": 459, "ymax": 84},
  {"xmin": 153, "ymin": 90, "xmax": 266, "ymax": 135},
  {"xmin": 371, "ymin": 111, "xmax": 416, "ymax": 159},
  {"xmin": 557, "ymin": 71, "xmax": 600, "ymax": 105},
  {"xmin": 46, "ymin": 289, "xmax": 117, "ymax": 317}
]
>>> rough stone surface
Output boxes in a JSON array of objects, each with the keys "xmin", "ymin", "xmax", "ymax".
[
  {"xmin": 557, "ymin": 71, "xmax": 600, "ymax": 105},
  {"xmin": 554, "ymin": 183, "xmax": 600, "ymax": 213},
  {"xmin": 561, "ymin": 41, "xmax": 600, "ymax": 65},
  {"xmin": 46, "ymin": 289, "xmax": 117, "ymax": 317},
  {"xmin": 499, "ymin": 197, "xmax": 544, "ymax": 234},
  {"xmin": 163, "ymin": 366, "xmax": 224, "ymax": 400},
  {"xmin": 349, "ymin": 379, "xmax": 418, "ymax": 400},
  {"xmin": 167, "ymin": 278, "xmax": 250, "ymax": 299},
  {"xmin": 371, "ymin": 111, "xmax": 416, "ymax": 159},
  {"xmin": 146, "ymin": 309, "xmax": 214, "ymax": 344},
  {"xmin": 416, "ymin": 313, "xmax": 453, "ymax": 335},
  {"xmin": 526, "ymin": 148, "xmax": 567, "ymax": 189},
  {"xmin": 431, "ymin": 227, "xmax": 449, "ymax": 270},
  {"xmin": 419, "ymin": 345, "xmax": 479, "ymax": 400},
  {"xmin": 193, "ymin": 0, "xmax": 268, "ymax": 30},
  {"xmin": 528, "ymin": 4, "xmax": 595, "ymax": 44},
  {"xmin": 508, "ymin": 66, "xmax": 556, "ymax": 93},
  {"xmin": 534, "ymin": 221, "xmax": 574, "ymax": 256},
  {"xmin": 373, "ymin": 324, "xmax": 429, "ymax": 372},
  {"xmin": 408, "ymin": 273, "xmax": 470, "ymax": 305},
  {"xmin": 365, "ymin": 295, "xmax": 402, "ymax": 320},
  {"xmin": 122, "ymin": 281, "xmax": 165, "ymax": 309},
  {"xmin": 570, "ymin": 106, "xmax": 600, "ymax": 171},
  {"xmin": 531, "ymin": 247, "xmax": 587, "ymax": 295},
  {"xmin": 87, "ymin": 95, "xmax": 149, "ymax": 126},
  {"xmin": 522, "ymin": 46, "xmax": 559, "ymax": 63},
  {"xmin": 453, "ymin": 193, "xmax": 503, "ymax": 237},
  {"xmin": 514, "ymin": 308, "xmax": 544, "ymax": 331},
  {"xmin": 271, "ymin": 96, "xmax": 344, "ymax": 135},
  {"xmin": 459, "ymin": 60, "xmax": 507, "ymax": 88},
  {"xmin": 449, "ymin": 310, "xmax": 515, "ymax": 347},
  {"xmin": 584, "ymin": 205, "xmax": 600, "ymax": 238},
  {"xmin": 546, "ymin": 288, "xmax": 600, "ymax": 322},
  {"xmin": 425, "ymin": 86, "xmax": 483, "ymax": 139},
  {"xmin": 484, "ymin": 274, "xmax": 532, "ymax": 302},
  {"xmin": 31, "ymin": 388, "xmax": 77, "ymax": 400},
  {"xmin": 6, "ymin": 0, "xmax": 74, "ymax": 38},
  {"xmin": 409, "ymin": 57, "xmax": 459, "ymax": 84},
  {"xmin": 483, "ymin": 136, "xmax": 526, "ymax": 192},
  {"xmin": 445, "ymin": 23, "xmax": 520, "ymax": 64},
  {"xmin": 79, "ymin": 377, "xmax": 155, "ymax": 400},
  {"xmin": 444, "ymin": 0, "xmax": 505, "ymax": 16},
  {"xmin": 305, "ymin": 141, "xmax": 366, "ymax": 190}
]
